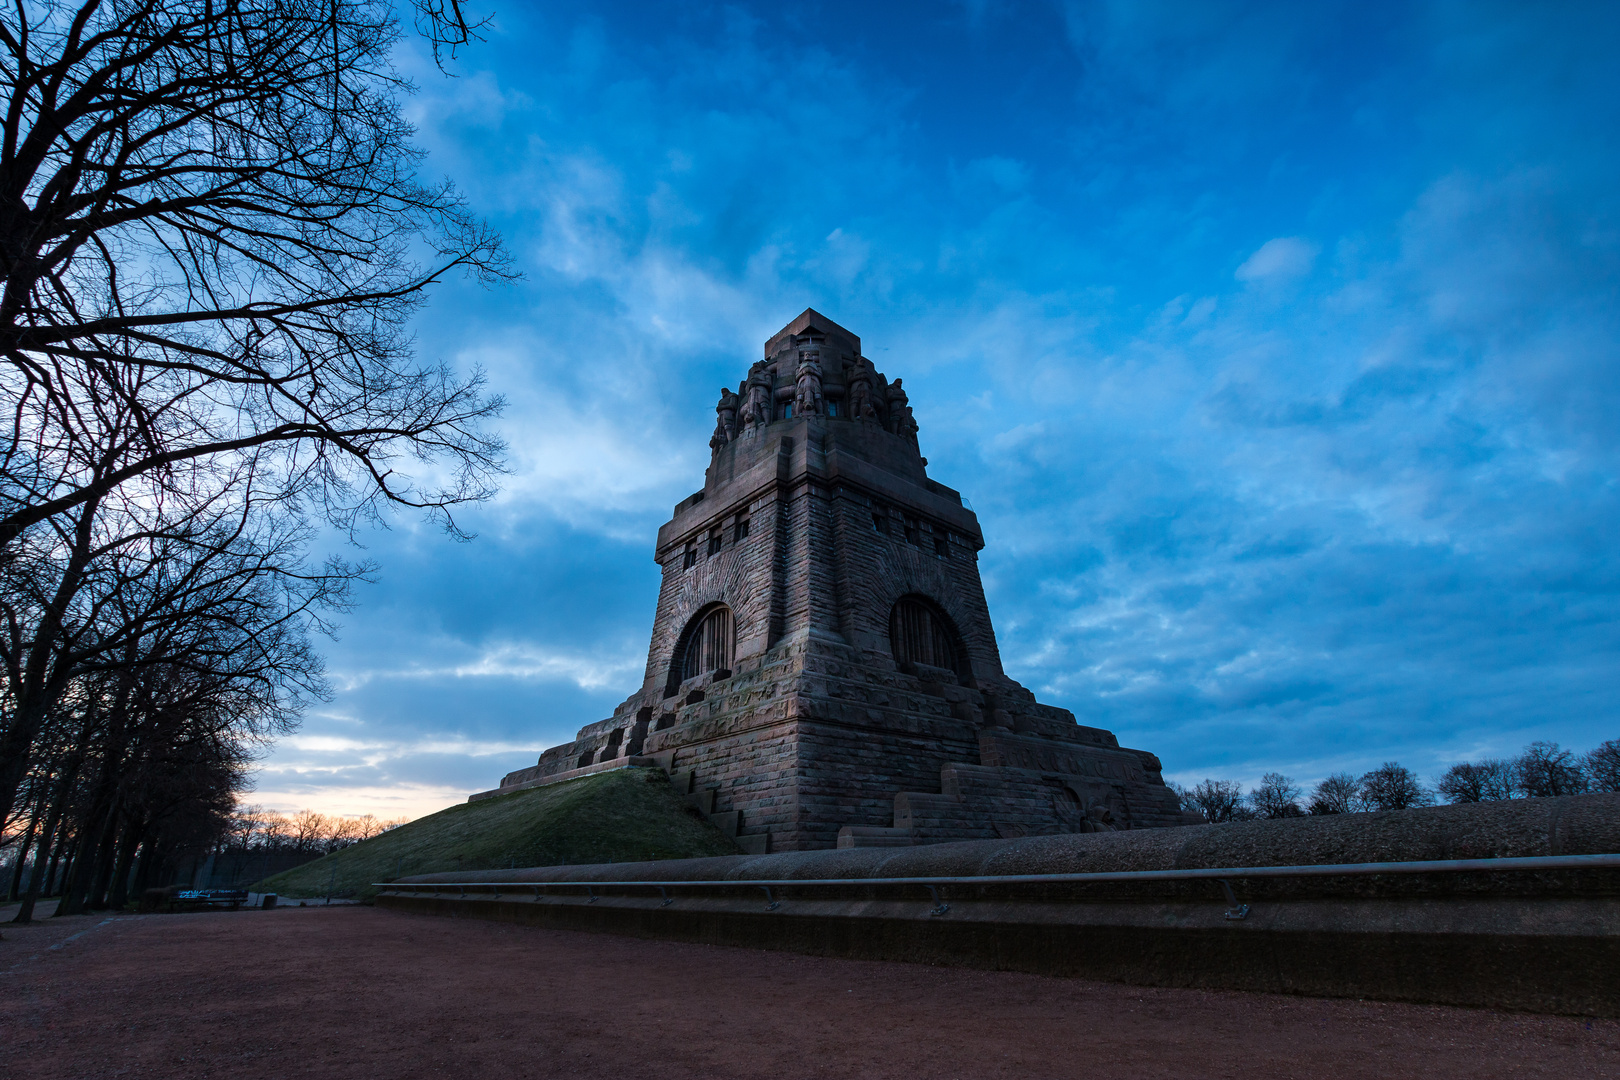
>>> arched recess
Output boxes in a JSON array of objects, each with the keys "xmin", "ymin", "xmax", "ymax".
[
  {"xmin": 668, "ymin": 603, "xmax": 734, "ymax": 695},
  {"xmin": 888, "ymin": 594, "xmax": 970, "ymax": 683}
]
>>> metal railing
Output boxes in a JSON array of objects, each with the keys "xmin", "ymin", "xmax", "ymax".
[{"xmin": 375, "ymin": 852, "xmax": 1620, "ymax": 921}]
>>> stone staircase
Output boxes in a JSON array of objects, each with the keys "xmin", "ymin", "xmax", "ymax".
[
  {"xmin": 836, "ymin": 726, "xmax": 1194, "ymax": 848},
  {"xmin": 660, "ymin": 761, "xmax": 768, "ymax": 855}
]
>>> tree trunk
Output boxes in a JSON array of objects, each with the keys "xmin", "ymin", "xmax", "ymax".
[
  {"xmin": 11, "ymin": 803, "xmax": 64, "ymax": 924},
  {"xmin": 43, "ymin": 829, "xmax": 66, "ymax": 895},
  {"xmin": 102, "ymin": 812, "xmax": 142, "ymax": 910},
  {"xmin": 6, "ymin": 801, "xmax": 39, "ymax": 901},
  {"xmin": 57, "ymin": 787, "xmax": 120, "ymax": 916},
  {"xmin": 0, "ymin": 496, "xmax": 101, "ymax": 833},
  {"xmin": 85, "ymin": 803, "xmax": 127, "ymax": 909},
  {"xmin": 131, "ymin": 838, "xmax": 159, "ymax": 897},
  {"xmin": 51, "ymin": 827, "xmax": 91, "ymax": 916}
]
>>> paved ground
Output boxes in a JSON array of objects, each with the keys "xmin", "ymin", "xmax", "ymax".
[{"xmin": 0, "ymin": 904, "xmax": 1614, "ymax": 1079}]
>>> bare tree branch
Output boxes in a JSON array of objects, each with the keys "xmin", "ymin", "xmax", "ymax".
[{"xmin": 0, "ymin": 0, "xmax": 513, "ymax": 550}]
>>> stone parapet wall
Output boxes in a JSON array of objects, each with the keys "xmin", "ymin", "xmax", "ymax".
[
  {"xmin": 418, "ymin": 792, "xmax": 1620, "ymax": 886},
  {"xmin": 386, "ymin": 794, "xmax": 1620, "ymax": 1017}
]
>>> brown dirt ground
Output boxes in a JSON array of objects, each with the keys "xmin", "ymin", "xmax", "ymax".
[{"xmin": 0, "ymin": 903, "xmax": 1615, "ymax": 1079}]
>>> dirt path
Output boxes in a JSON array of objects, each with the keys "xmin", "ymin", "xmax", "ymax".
[{"xmin": 0, "ymin": 905, "xmax": 1613, "ymax": 1079}]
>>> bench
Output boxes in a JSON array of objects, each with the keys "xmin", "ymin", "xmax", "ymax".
[{"xmin": 168, "ymin": 888, "xmax": 249, "ymax": 911}]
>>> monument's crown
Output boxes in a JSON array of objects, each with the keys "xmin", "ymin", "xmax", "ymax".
[
  {"xmin": 762, "ymin": 307, "xmax": 860, "ymax": 358},
  {"xmin": 708, "ymin": 308, "xmax": 917, "ymax": 454}
]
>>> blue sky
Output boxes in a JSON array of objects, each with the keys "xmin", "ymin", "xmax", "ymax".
[{"xmin": 251, "ymin": 0, "xmax": 1620, "ymax": 819}]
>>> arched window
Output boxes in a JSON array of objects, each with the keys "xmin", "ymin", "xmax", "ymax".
[
  {"xmin": 889, "ymin": 595, "xmax": 969, "ymax": 682},
  {"xmin": 674, "ymin": 604, "xmax": 734, "ymax": 688}
]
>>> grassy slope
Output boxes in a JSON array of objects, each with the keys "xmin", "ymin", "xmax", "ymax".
[{"xmin": 256, "ymin": 767, "xmax": 742, "ymax": 902}]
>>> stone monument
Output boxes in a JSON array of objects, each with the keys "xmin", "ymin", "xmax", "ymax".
[{"xmin": 474, "ymin": 310, "xmax": 1194, "ymax": 852}]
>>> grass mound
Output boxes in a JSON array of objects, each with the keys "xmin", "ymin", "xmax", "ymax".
[{"xmin": 256, "ymin": 767, "xmax": 742, "ymax": 902}]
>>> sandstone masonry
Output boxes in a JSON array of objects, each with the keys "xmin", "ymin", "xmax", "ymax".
[{"xmin": 473, "ymin": 310, "xmax": 1196, "ymax": 852}]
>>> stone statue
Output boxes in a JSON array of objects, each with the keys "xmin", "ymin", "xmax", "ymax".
[
  {"xmin": 795, "ymin": 349, "xmax": 824, "ymax": 417},
  {"xmin": 848, "ymin": 362, "xmax": 877, "ymax": 422},
  {"xmin": 710, "ymin": 387, "xmax": 738, "ymax": 453},
  {"xmin": 742, "ymin": 362, "xmax": 771, "ymax": 435},
  {"xmin": 886, "ymin": 378, "xmax": 918, "ymax": 443},
  {"xmin": 896, "ymin": 403, "xmax": 918, "ymax": 443}
]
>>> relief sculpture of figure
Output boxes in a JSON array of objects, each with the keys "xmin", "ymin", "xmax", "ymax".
[
  {"xmin": 710, "ymin": 387, "xmax": 738, "ymax": 453},
  {"xmin": 848, "ymin": 362, "xmax": 877, "ymax": 422},
  {"xmin": 742, "ymin": 362, "xmax": 771, "ymax": 435},
  {"xmin": 795, "ymin": 348, "xmax": 824, "ymax": 417},
  {"xmin": 886, "ymin": 378, "xmax": 918, "ymax": 443}
]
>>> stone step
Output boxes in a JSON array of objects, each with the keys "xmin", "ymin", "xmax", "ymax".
[
  {"xmin": 836, "ymin": 826, "xmax": 916, "ymax": 849},
  {"xmin": 893, "ymin": 791, "xmax": 976, "ymax": 831},
  {"xmin": 709, "ymin": 810, "xmax": 741, "ymax": 837},
  {"xmin": 688, "ymin": 788, "xmax": 716, "ymax": 815},
  {"xmin": 735, "ymin": 833, "xmax": 768, "ymax": 855}
]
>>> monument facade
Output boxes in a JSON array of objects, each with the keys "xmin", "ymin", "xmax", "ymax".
[{"xmin": 475, "ymin": 310, "xmax": 1194, "ymax": 852}]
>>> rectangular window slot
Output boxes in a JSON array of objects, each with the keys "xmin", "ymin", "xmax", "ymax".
[
  {"xmin": 735, "ymin": 517, "xmax": 750, "ymax": 542},
  {"xmin": 683, "ymin": 544, "xmax": 697, "ymax": 569},
  {"xmin": 707, "ymin": 529, "xmax": 722, "ymax": 557},
  {"xmin": 933, "ymin": 534, "xmax": 949, "ymax": 558},
  {"xmin": 872, "ymin": 510, "xmax": 888, "ymax": 535},
  {"xmin": 904, "ymin": 517, "xmax": 921, "ymax": 545}
]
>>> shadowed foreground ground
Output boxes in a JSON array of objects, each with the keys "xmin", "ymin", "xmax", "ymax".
[{"xmin": 1, "ymin": 905, "xmax": 1614, "ymax": 1079}]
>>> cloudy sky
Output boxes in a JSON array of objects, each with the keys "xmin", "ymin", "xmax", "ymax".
[{"xmin": 252, "ymin": 0, "xmax": 1620, "ymax": 820}]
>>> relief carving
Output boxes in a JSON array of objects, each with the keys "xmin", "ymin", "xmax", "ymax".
[
  {"xmin": 795, "ymin": 348, "xmax": 824, "ymax": 416},
  {"xmin": 711, "ymin": 387, "xmax": 738, "ymax": 453},
  {"xmin": 848, "ymin": 361, "xmax": 879, "ymax": 422},
  {"xmin": 886, "ymin": 378, "xmax": 918, "ymax": 443},
  {"xmin": 742, "ymin": 361, "xmax": 771, "ymax": 435}
]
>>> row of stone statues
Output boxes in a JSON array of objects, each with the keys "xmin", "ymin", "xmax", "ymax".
[{"xmin": 710, "ymin": 350, "xmax": 919, "ymax": 452}]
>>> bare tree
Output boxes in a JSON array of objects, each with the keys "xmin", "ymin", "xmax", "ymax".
[
  {"xmin": 1356, "ymin": 762, "xmax": 1432, "ymax": 811},
  {"xmin": 0, "ymin": 0, "xmax": 511, "ymax": 849},
  {"xmin": 5, "ymin": 463, "xmax": 348, "ymax": 920},
  {"xmin": 259, "ymin": 809, "xmax": 291, "ymax": 849},
  {"xmin": 1185, "ymin": 779, "xmax": 1253, "ymax": 823},
  {"xmin": 0, "ymin": 0, "xmax": 512, "ymax": 550},
  {"xmin": 1306, "ymin": 772, "xmax": 1359, "ymax": 815},
  {"xmin": 0, "ymin": 456, "xmax": 349, "ymax": 839},
  {"xmin": 1247, "ymin": 772, "xmax": 1303, "ymax": 818},
  {"xmin": 1511, "ymin": 742, "xmax": 1589, "ymax": 798},
  {"xmin": 288, "ymin": 808, "xmax": 328, "ymax": 852},
  {"xmin": 1435, "ymin": 759, "xmax": 1515, "ymax": 803},
  {"xmin": 1587, "ymin": 740, "xmax": 1620, "ymax": 793}
]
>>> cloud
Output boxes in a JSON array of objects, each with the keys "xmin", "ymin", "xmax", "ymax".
[
  {"xmin": 1235, "ymin": 236, "xmax": 1319, "ymax": 282},
  {"xmin": 333, "ymin": 643, "xmax": 643, "ymax": 693}
]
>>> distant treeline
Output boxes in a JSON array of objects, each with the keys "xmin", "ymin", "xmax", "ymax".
[
  {"xmin": 3, "ymin": 804, "xmax": 411, "ymax": 905},
  {"xmin": 225, "ymin": 806, "xmax": 410, "ymax": 855},
  {"xmin": 1176, "ymin": 739, "xmax": 1620, "ymax": 823}
]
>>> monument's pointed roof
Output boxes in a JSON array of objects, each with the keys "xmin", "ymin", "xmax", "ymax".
[{"xmin": 764, "ymin": 308, "xmax": 861, "ymax": 358}]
